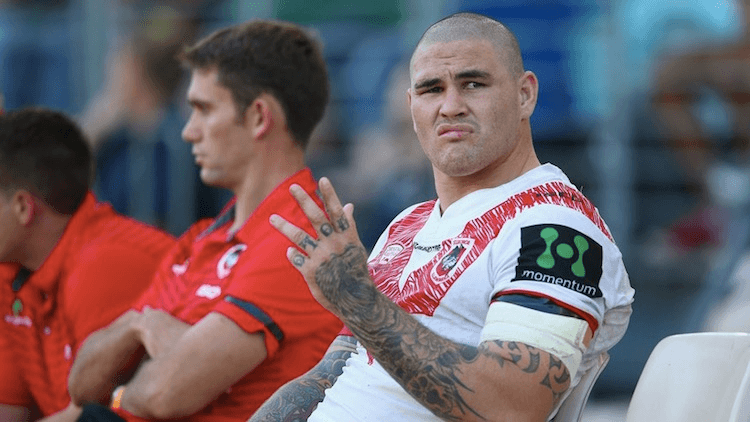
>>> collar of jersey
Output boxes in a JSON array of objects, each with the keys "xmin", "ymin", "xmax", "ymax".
[
  {"xmin": 29, "ymin": 192, "xmax": 109, "ymax": 293},
  {"xmin": 198, "ymin": 168, "xmax": 318, "ymax": 244}
]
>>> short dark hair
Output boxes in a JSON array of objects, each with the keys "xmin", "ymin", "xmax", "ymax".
[
  {"xmin": 413, "ymin": 12, "xmax": 524, "ymax": 77},
  {"xmin": 179, "ymin": 19, "xmax": 330, "ymax": 149},
  {"xmin": 0, "ymin": 108, "xmax": 91, "ymax": 214}
]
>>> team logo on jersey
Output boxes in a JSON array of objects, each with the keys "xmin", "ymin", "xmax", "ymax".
[
  {"xmin": 512, "ymin": 224, "xmax": 603, "ymax": 298},
  {"xmin": 430, "ymin": 238, "xmax": 474, "ymax": 283},
  {"xmin": 4, "ymin": 298, "xmax": 31, "ymax": 327},
  {"xmin": 196, "ymin": 284, "xmax": 222, "ymax": 300},
  {"xmin": 217, "ymin": 244, "xmax": 247, "ymax": 279},
  {"xmin": 172, "ymin": 259, "xmax": 189, "ymax": 276},
  {"xmin": 12, "ymin": 298, "xmax": 22, "ymax": 316},
  {"xmin": 378, "ymin": 243, "xmax": 404, "ymax": 265}
]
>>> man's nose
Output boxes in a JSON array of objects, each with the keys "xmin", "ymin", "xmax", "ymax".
[
  {"xmin": 439, "ymin": 86, "xmax": 468, "ymax": 118},
  {"xmin": 182, "ymin": 115, "xmax": 199, "ymax": 143}
]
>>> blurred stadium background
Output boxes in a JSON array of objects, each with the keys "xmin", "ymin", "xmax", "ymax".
[{"xmin": 1, "ymin": 0, "xmax": 746, "ymax": 419}]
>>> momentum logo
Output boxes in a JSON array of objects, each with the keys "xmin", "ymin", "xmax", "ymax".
[{"xmin": 512, "ymin": 224, "xmax": 603, "ymax": 298}]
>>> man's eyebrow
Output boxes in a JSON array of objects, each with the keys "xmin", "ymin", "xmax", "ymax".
[
  {"xmin": 413, "ymin": 77, "xmax": 441, "ymax": 91},
  {"xmin": 413, "ymin": 70, "xmax": 492, "ymax": 91},
  {"xmin": 456, "ymin": 69, "xmax": 491, "ymax": 80},
  {"xmin": 187, "ymin": 98, "xmax": 208, "ymax": 108}
]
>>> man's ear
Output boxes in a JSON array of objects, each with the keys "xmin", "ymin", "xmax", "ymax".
[
  {"xmin": 12, "ymin": 190, "xmax": 35, "ymax": 226},
  {"xmin": 519, "ymin": 70, "xmax": 539, "ymax": 120},
  {"xmin": 246, "ymin": 95, "xmax": 275, "ymax": 140}
]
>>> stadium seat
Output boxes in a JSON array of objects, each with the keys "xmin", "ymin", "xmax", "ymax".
[
  {"xmin": 551, "ymin": 352, "xmax": 610, "ymax": 422},
  {"xmin": 625, "ymin": 332, "xmax": 750, "ymax": 422}
]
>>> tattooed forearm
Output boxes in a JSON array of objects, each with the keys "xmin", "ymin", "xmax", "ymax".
[
  {"xmin": 311, "ymin": 243, "xmax": 570, "ymax": 421},
  {"xmin": 250, "ymin": 337, "xmax": 357, "ymax": 422}
]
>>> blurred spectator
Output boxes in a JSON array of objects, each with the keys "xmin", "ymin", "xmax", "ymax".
[
  {"xmin": 651, "ymin": 0, "xmax": 750, "ymax": 330},
  {"xmin": 651, "ymin": 0, "xmax": 750, "ymax": 251},
  {"xmin": 0, "ymin": 0, "xmax": 75, "ymax": 112},
  {"xmin": 79, "ymin": 6, "xmax": 227, "ymax": 236},
  {"xmin": 338, "ymin": 60, "xmax": 436, "ymax": 249}
]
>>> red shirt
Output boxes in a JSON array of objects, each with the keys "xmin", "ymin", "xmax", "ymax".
[
  {"xmin": 121, "ymin": 168, "xmax": 342, "ymax": 421},
  {"xmin": 0, "ymin": 193, "xmax": 176, "ymax": 416}
]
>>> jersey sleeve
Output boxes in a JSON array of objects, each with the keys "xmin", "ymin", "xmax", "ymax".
[
  {"xmin": 64, "ymin": 233, "xmax": 176, "ymax": 349},
  {"xmin": 488, "ymin": 204, "xmax": 633, "ymax": 331},
  {"xmin": 481, "ymin": 204, "xmax": 634, "ymax": 381},
  {"xmin": 213, "ymin": 221, "xmax": 341, "ymax": 359}
]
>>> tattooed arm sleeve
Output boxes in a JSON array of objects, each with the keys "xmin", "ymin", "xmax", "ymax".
[
  {"xmin": 249, "ymin": 335, "xmax": 358, "ymax": 422},
  {"xmin": 316, "ymin": 246, "xmax": 570, "ymax": 422}
]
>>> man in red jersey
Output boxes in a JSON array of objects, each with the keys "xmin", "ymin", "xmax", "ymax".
[
  {"xmin": 0, "ymin": 108, "xmax": 177, "ymax": 421},
  {"xmin": 68, "ymin": 19, "xmax": 342, "ymax": 422}
]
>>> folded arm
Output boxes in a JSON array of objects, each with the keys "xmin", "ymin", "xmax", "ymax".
[
  {"xmin": 68, "ymin": 310, "xmax": 147, "ymax": 406},
  {"xmin": 37, "ymin": 403, "xmax": 82, "ymax": 422},
  {"xmin": 70, "ymin": 307, "xmax": 267, "ymax": 419},
  {"xmin": 120, "ymin": 311, "xmax": 267, "ymax": 419}
]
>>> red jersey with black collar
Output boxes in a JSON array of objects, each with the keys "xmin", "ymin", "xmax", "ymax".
[
  {"xmin": 0, "ymin": 193, "xmax": 176, "ymax": 416},
  {"xmin": 124, "ymin": 168, "xmax": 342, "ymax": 421}
]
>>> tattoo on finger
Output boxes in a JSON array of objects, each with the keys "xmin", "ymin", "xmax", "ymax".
[
  {"xmin": 321, "ymin": 223, "xmax": 334, "ymax": 236},
  {"xmin": 335, "ymin": 216, "xmax": 350, "ymax": 231},
  {"xmin": 292, "ymin": 255, "xmax": 305, "ymax": 267},
  {"xmin": 299, "ymin": 236, "xmax": 318, "ymax": 250}
]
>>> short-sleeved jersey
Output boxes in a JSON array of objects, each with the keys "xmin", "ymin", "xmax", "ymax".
[
  {"xmin": 311, "ymin": 164, "xmax": 635, "ymax": 421},
  {"xmin": 0, "ymin": 193, "xmax": 176, "ymax": 416},
  {"xmin": 119, "ymin": 168, "xmax": 342, "ymax": 422}
]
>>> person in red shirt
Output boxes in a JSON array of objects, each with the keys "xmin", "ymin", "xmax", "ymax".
[
  {"xmin": 0, "ymin": 108, "xmax": 177, "ymax": 421},
  {"xmin": 68, "ymin": 19, "xmax": 342, "ymax": 421}
]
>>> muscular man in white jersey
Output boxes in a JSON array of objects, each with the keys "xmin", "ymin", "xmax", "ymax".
[{"xmin": 253, "ymin": 12, "xmax": 635, "ymax": 422}]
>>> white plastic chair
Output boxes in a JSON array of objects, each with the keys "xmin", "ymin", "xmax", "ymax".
[
  {"xmin": 625, "ymin": 332, "xmax": 750, "ymax": 422},
  {"xmin": 551, "ymin": 352, "xmax": 610, "ymax": 422}
]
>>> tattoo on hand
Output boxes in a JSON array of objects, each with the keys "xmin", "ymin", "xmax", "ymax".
[
  {"xmin": 292, "ymin": 255, "xmax": 305, "ymax": 267},
  {"xmin": 298, "ymin": 235, "xmax": 318, "ymax": 251},
  {"xmin": 313, "ymin": 244, "xmax": 371, "ymax": 316},
  {"xmin": 335, "ymin": 216, "xmax": 350, "ymax": 231},
  {"xmin": 321, "ymin": 223, "xmax": 334, "ymax": 236}
]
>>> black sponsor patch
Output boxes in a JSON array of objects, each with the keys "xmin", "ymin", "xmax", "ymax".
[{"xmin": 512, "ymin": 224, "xmax": 603, "ymax": 298}]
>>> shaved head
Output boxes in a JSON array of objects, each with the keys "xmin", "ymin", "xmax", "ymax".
[{"xmin": 411, "ymin": 12, "xmax": 524, "ymax": 78}]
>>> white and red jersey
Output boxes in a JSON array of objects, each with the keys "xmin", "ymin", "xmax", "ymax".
[{"xmin": 310, "ymin": 164, "xmax": 634, "ymax": 421}]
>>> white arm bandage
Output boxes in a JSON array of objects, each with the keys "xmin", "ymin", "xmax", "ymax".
[{"xmin": 480, "ymin": 301, "xmax": 589, "ymax": 377}]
